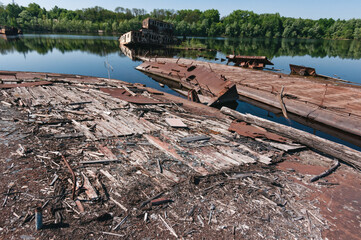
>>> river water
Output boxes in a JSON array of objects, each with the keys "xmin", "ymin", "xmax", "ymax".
[{"xmin": 1, "ymin": 34, "xmax": 360, "ymax": 150}]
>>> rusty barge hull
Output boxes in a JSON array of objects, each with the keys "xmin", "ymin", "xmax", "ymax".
[
  {"xmin": 139, "ymin": 58, "xmax": 361, "ymax": 144},
  {"xmin": 136, "ymin": 61, "xmax": 238, "ymax": 106},
  {"xmin": 226, "ymin": 55, "xmax": 274, "ymax": 69},
  {"xmin": 290, "ymin": 64, "xmax": 316, "ymax": 76}
]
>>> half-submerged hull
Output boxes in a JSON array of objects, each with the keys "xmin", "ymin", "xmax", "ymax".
[{"xmin": 136, "ymin": 60, "xmax": 238, "ymax": 106}]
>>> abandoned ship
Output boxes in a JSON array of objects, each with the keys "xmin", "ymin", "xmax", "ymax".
[
  {"xmin": 0, "ymin": 26, "xmax": 22, "ymax": 35},
  {"xmin": 119, "ymin": 18, "xmax": 179, "ymax": 47}
]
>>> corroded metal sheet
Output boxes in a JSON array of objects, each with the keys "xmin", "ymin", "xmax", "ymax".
[
  {"xmin": 226, "ymin": 55, "xmax": 274, "ymax": 68},
  {"xmin": 229, "ymin": 121, "xmax": 288, "ymax": 143},
  {"xmin": 136, "ymin": 61, "xmax": 238, "ymax": 106},
  {"xmin": 289, "ymin": 64, "xmax": 316, "ymax": 76}
]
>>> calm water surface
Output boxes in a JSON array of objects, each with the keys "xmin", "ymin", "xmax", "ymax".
[{"xmin": 1, "ymin": 34, "xmax": 360, "ymax": 150}]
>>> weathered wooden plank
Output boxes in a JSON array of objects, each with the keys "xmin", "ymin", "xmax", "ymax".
[{"xmin": 221, "ymin": 106, "xmax": 361, "ymax": 170}]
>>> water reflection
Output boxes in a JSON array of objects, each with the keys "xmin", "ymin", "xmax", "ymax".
[
  {"xmin": 2, "ymin": 34, "xmax": 361, "ymax": 60},
  {"xmin": 0, "ymin": 34, "xmax": 120, "ymax": 56},
  {"xmin": 182, "ymin": 37, "xmax": 361, "ymax": 60}
]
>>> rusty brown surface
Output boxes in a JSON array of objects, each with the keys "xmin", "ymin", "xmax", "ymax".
[
  {"xmin": 136, "ymin": 61, "xmax": 238, "ymax": 106},
  {"xmin": 226, "ymin": 55, "xmax": 274, "ymax": 69},
  {"xmin": 145, "ymin": 58, "xmax": 361, "ymax": 140},
  {"xmin": 290, "ymin": 64, "xmax": 317, "ymax": 76},
  {"xmin": 277, "ymin": 160, "xmax": 361, "ymax": 240},
  {"xmin": 0, "ymin": 81, "xmax": 52, "ymax": 89},
  {"xmin": 229, "ymin": 121, "xmax": 288, "ymax": 143},
  {"xmin": 100, "ymin": 87, "xmax": 161, "ymax": 104}
]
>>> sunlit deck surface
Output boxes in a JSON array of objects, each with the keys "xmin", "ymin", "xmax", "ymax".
[
  {"xmin": 0, "ymin": 71, "xmax": 360, "ymax": 239},
  {"xmin": 138, "ymin": 57, "xmax": 361, "ymax": 143}
]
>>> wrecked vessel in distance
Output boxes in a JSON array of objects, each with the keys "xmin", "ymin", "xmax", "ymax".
[
  {"xmin": 119, "ymin": 18, "xmax": 179, "ymax": 47},
  {"xmin": 0, "ymin": 26, "xmax": 22, "ymax": 35},
  {"xmin": 226, "ymin": 55, "xmax": 274, "ymax": 69}
]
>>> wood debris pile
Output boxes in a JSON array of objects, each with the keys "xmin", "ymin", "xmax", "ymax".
[{"xmin": 0, "ymin": 71, "xmax": 359, "ymax": 239}]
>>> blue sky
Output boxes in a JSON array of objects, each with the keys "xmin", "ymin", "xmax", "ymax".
[{"xmin": 1, "ymin": 0, "xmax": 360, "ymax": 20}]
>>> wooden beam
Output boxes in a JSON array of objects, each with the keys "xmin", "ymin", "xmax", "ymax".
[{"xmin": 221, "ymin": 107, "xmax": 361, "ymax": 170}]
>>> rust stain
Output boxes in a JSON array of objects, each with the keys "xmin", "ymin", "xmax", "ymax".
[
  {"xmin": 229, "ymin": 120, "xmax": 288, "ymax": 143},
  {"xmin": 290, "ymin": 64, "xmax": 317, "ymax": 76},
  {"xmin": 136, "ymin": 61, "xmax": 238, "ymax": 106},
  {"xmin": 226, "ymin": 55, "xmax": 274, "ymax": 69},
  {"xmin": 277, "ymin": 161, "xmax": 361, "ymax": 240}
]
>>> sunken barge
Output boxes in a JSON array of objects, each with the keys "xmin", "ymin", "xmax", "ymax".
[
  {"xmin": 135, "ymin": 57, "xmax": 361, "ymax": 147},
  {"xmin": 119, "ymin": 18, "xmax": 179, "ymax": 47},
  {"xmin": 0, "ymin": 26, "xmax": 22, "ymax": 35},
  {"xmin": 136, "ymin": 60, "xmax": 238, "ymax": 106}
]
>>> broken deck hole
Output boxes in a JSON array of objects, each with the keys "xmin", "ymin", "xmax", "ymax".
[
  {"xmin": 187, "ymin": 66, "xmax": 197, "ymax": 72},
  {"xmin": 186, "ymin": 75, "xmax": 196, "ymax": 81}
]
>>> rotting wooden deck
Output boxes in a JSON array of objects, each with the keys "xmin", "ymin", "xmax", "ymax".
[
  {"xmin": 1, "ymin": 70, "xmax": 361, "ymax": 239},
  {"xmin": 137, "ymin": 57, "xmax": 361, "ymax": 146}
]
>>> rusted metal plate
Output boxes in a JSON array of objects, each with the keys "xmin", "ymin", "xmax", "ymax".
[
  {"xmin": 0, "ymin": 81, "xmax": 52, "ymax": 89},
  {"xmin": 145, "ymin": 87, "xmax": 164, "ymax": 95},
  {"xmin": 226, "ymin": 55, "xmax": 274, "ymax": 69},
  {"xmin": 100, "ymin": 88, "xmax": 161, "ymax": 105},
  {"xmin": 289, "ymin": 64, "xmax": 316, "ymax": 76},
  {"xmin": 136, "ymin": 61, "xmax": 238, "ymax": 106},
  {"xmin": 229, "ymin": 121, "xmax": 288, "ymax": 143}
]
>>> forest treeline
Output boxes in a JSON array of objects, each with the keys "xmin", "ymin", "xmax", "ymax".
[{"xmin": 1, "ymin": 3, "xmax": 361, "ymax": 39}]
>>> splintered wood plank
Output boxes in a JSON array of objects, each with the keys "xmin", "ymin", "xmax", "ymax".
[
  {"xmin": 72, "ymin": 120, "xmax": 97, "ymax": 140},
  {"xmin": 26, "ymin": 87, "xmax": 51, "ymax": 106},
  {"xmin": 99, "ymin": 113, "xmax": 135, "ymax": 136},
  {"xmin": 162, "ymin": 169, "xmax": 181, "ymax": 183},
  {"xmin": 137, "ymin": 118, "xmax": 161, "ymax": 132},
  {"xmin": 111, "ymin": 116, "xmax": 148, "ymax": 134},
  {"xmin": 97, "ymin": 144, "xmax": 117, "ymax": 160},
  {"xmin": 216, "ymin": 146, "xmax": 257, "ymax": 164},
  {"xmin": 93, "ymin": 120, "xmax": 114, "ymax": 138},
  {"xmin": 41, "ymin": 86, "xmax": 69, "ymax": 104},
  {"xmin": 128, "ymin": 151, "xmax": 149, "ymax": 165},
  {"xmin": 189, "ymin": 146, "xmax": 244, "ymax": 170},
  {"xmin": 58, "ymin": 86, "xmax": 88, "ymax": 103},
  {"xmin": 144, "ymin": 134, "xmax": 209, "ymax": 176},
  {"xmin": 16, "ymin": 87, "xmax": 38, "ymax": 106},
  {"xmin": 99, "ymin": 169, "xmax": 123, "ymax": 187},
  {"xmin": 236, "ymin": 144, "xmax": 272, "ymax": 165},
  {"xmin": 201, "ymin": 119, "xmax": 234, "ymax": 136},
  {"xmin": 189, "ymin": 150, "xmax": 231, "ymax": 170},
  {"xmin": 82, "ymin": 173, "xmax": 98, "ymax": 200},
  {"xmin": 44, "ymin": 86, "xmax": 74, "ymax": 104},
  {"xmin": 87, "ymin": 88, "xmax": 129, "ymax": 108},
  {"xmin": 256, "ymin": 139, "xmax": 306, "ymax": 152}
]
